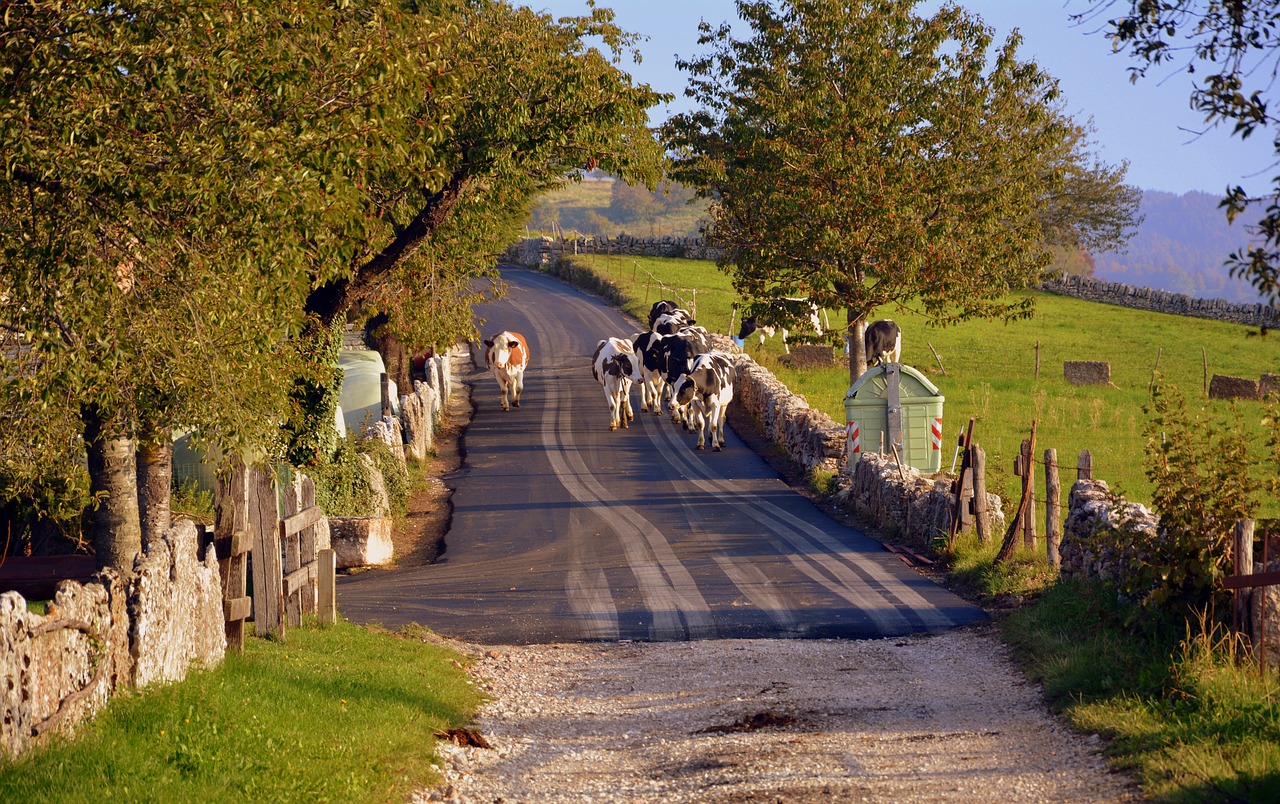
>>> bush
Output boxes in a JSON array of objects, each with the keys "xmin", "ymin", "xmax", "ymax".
[
  {"xmin": 358, "ymin": 438, "xmax": 409, "ymax": 517},
  {"xmin": 1081, "ymin": 381, "xmax": 1274, "ymax": 631},
  {"xmin": 308, "ymin": 439, "xmax": 382, "ymax": 518},
  {"xmin": 306, "ymin": 437, "xmax": 409, "ymax": 519}
]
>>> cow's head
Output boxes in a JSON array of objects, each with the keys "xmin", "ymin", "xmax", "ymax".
[{"xmin": 672, "ymin": 373, "xmax": 698, "ymax": 408}]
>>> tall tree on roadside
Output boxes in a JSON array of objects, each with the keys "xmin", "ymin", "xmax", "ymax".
[
  {"xmin": 664, "ymin": 0, "xmax": 1140, "ymax": 380},
  {"xmin": 1077, "ymin": 0, "xmax": 1280, "ymax": 305},
  {"xmin": 0, "ymin": 0, "xmax": 455, "ymax": 566},
  {"xmin": 2, "ymin": 0, "xmax": 665, "ymax": 568},
  {"xmin": 304, "ymin": 2, "xmax": 668, "ymax": 388}
]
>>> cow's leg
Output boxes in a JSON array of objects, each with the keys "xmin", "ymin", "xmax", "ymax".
[
  {"xmin": 499, "ymin": 379, "xmax": 510, "ymax": 411},
  {"xmin": 604, "ymin": 384, "xmax": 619, "ymax": 430},
  {"xmin": 781, "ymin": 328, "xmax": 791, "ymax": 355},
  {"xmin": 693, "ymin": 400, "xmax": 707, "ymax": 450},
  {"xmin": 712, "ymin": 400, "xmax": 727, "ymax": 451},
  {"xmin": 511, "ymin": 370, "xmax": 523, "ymax": 408}
]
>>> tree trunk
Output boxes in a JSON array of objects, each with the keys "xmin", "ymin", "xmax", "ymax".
[
  {"xmin": 136, "ymin": 428, "xmax": 173, "ymax": 547},
  {"xmin": 83, "ymin": 406, "xmax": 142, "ymax": 572},
  {"xmin": 847, "ymin": 311, "xmax": 868, "ymax": 384},
  {"xmin": 366, "ymin": 313, "xmax": 411, "ymax": 393},
  {"xmin": 304, "ymin": 173, "xmax": 467, "ymax": 327}
]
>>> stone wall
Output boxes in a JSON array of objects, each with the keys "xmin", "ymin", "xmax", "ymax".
[
  {"xmin": 397, "ymin": 351, "xmax": 454, "ymax": 461},
  {"xmin": 1041, "ymin": 274, "xmax": 1279, "ymax": 328},
  {"xmin": 506, "ymin": 235, "xmax": 725, "ymax": 266},
  {"xmin": 718, "ymin": 335, "xmax": 1005, "ymax": 549},
  {"xmin": 0, "ymin": 520, "xmax": 224, "ymax": 757},
  {"xmin": 1058, "ymin": 478, "xmax": 1160, "ymax": 586},
  {"xmin": 830, "ymin": 453, "xmax": 1007, "ymax": 551}
]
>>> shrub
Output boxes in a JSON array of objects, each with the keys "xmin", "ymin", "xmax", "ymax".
[
  {"xmin": 358, "ymin": 439, "xmax": 409, "ymax": 517},
  {"xmin": 1120, "ymin": 382, "xmax": 1267, "ymax": 628},
  {"xmin": 308, "ymin": 439, "xmax": 383, "ymax": 518}
]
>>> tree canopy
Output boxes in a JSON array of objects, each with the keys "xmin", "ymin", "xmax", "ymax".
[
  {"xmin": 1, "ymin": 0, "xmax": 666, "ymax": 566},
  {"xmin": 663, "ymin": 0, "xmax": 1140, "ymax": 379},
  {"xmin": 1078, "ymin": 0, "xmax": 1280, "ymax": 304}
]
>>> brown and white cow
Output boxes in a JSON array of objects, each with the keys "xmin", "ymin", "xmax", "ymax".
[
  {"xmin": 591, "ymin": 336, "xmax": 645, "ymax": 430},
  {"xmin": 483, "ymin": 330, "xmax": 530, "ymax": 411}
]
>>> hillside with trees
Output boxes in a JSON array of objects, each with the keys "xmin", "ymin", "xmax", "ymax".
[{"xmin": 1093, "ymin": 191, "xmax": 1269, "ymax": 303}]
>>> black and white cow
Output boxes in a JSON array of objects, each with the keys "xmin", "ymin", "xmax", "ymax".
[
  {"xmin": 591, "ymin": 336, "xmax": 645, "ymax": 431},
  {"xmin": 655, "ymin": 327, "xmax": 712, "ymax": 427},
  {"xmin": 671, "ymin": 351, "xmax": 737, "ymax": 451},
  {"xmin": 736, "ymin": 297, "xmax": 823, "ymax": 354},
  {"xmin": 864, "ymin": 319, "xmax": 902, "ymax": 367},
  {"xmin": 647, "ymin": 299, "xmax": 682, "ymax": 330},
  {"xmin": 632, "ymin": 330, "xmax": 669, "ymax": 414},
  {"xmin": 653, "ymin": 308, "xmax": 696, "ymax": 336}
]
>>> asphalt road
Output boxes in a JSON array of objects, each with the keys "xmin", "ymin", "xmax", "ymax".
[{"xmin": 336, "ymin": 266, "xmax": 985, "ymax": 643}]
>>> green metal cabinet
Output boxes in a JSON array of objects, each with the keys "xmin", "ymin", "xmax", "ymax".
[{"xmin": 844, "ymin": 363, "xmax": 945, "ymax": 473}]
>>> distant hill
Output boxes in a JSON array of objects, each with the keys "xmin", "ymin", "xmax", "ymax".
[{"xmin": 1092, "ymin": 190, "xmax": 1268, "ymax": 304}]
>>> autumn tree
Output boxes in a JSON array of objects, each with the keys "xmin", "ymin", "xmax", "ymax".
[
  {"xmin": 664, "ymin": 0, "xmax": 1140, "ymax": 380},
  {"xmin": 1076, "ymin": 0, "xmax": 1280, "ymax": 304}
]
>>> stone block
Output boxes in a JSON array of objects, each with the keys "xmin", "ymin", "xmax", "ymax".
[
  {"xmin": 1260, "ymin": 373, "xmax": 1279, "ymax": 399},
  {"xmin": 1063, "ymin": 360, "xmax": 1111, "ymax": 386},
  {"xmin": 1209, "ymin": 374, "xmax": 1261, "ymax": 400},
  {"xmin": 780, "ymin": 344, "xmax": 836, "ymax": 368},
  {"xmin": 129, "ymin": 521, "xmax": 226, "ymax": 688},
  {"xmin": 330, "ymin": 517, "xmax": 394, "ymax": 569}
]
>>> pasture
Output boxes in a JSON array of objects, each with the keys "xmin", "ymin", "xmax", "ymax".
[{"xmin": 554, "ymin": 252, "xmax": 1280, "ymax": 516}]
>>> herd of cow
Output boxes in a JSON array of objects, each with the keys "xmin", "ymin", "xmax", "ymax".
[{"xmin": 482, "ymin": 301, "xmax": 903, "ymax": 454}]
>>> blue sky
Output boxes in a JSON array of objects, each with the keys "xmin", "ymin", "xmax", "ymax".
[{"xmin": 529, "ymin": 0, "xmax": 1277, "ymax": 196}]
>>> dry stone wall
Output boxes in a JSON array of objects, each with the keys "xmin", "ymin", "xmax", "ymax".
[
  {"xmin": 1041, "ymin": 274, "xmax": 1278, "ymax": 327},
  {"xmin": 720, "ymin": 336, "xmax": 1004, "ymax": 549},
  {"xmin": 506, "ymin": 235, "xmax": 724, "ymax": 266},
  {"xmin": 0, "ymin": 520, "xmax": 224, "ymax": 757}
]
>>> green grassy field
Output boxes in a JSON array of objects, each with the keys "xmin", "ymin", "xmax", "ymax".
[
  {"xmin": 526, "ymin": 177, "xmax": 709, "ymax": 239},
  {"xmin": 558, "ymin": 253, "xmax": 1280, "ymax": 516}
]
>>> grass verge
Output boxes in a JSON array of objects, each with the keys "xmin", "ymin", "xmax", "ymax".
[
  {"xmin": 0, "ymin": 620, "xmax": 483, "ymax": 802},
  {"xmin": 1000, "ymin": 579, "xmax": 1280, "ymax": 803}
]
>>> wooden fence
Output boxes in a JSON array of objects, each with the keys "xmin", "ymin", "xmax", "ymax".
[{"xmin": 214, "ymin": 462, "xmax": 336, "ymax": 649}]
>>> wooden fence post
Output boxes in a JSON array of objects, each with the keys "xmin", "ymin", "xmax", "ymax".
[
  {"xmin": 1021, "ymin": 437, "xmax": 1037, "ymax": 551},
  {"xmin": 1077, "ymin": 449, "xmax": 1093, "ymax": 482},
  {"xmin": 318, "ymin": 548, "xmax": 337, "ymax": 626},
  {"xmin": 249, "ymin": 466, "xmax": 285, "ymax": 640},
  {"xmin": 971, "ymin": 444, "xmax": 990, "ymax": 544},
  {"xmin": 299, "ymin": 477, "xmax": 318, "ymax": 616},
  {"xmin": 282, "ymin": 481, "xmax": 302, "ymax": 628},
  {"xmin": 215, "ymin": 460, "xmax": 252, "ymax": 652},
  {"xmin": 996, "ymin": 420, "xmax": 1037, "ymax": 564},
  {"xmin": 1045, "ymin": 448, "xmax": 1061, "ymax": 568},
  {"xmin": 1235, "ymin": 519, "xmax": 1256, "ymax": 637}
]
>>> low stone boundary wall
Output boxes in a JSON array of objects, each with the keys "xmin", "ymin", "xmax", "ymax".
[
  {"xmin": 506, "ymin": 235, "xmax": 725, "ymax": 266},
  {"xmin": 830, "ymin": 453, "xmax": 1007, "ymax": 551},
  {"xmin": 726, "ymin": 341, "xmax": 846, "ymax": 477},
  {"xmin": 0, "ymin": 521, "xmax": 224, "ymax": 757},
  {"xmin": 1041, "ymin": 274, "xmax": 1278, "ymax": 328},
  {"xmin": 1058, "ymin": 479, "xmax": 1160, "ymax": 586}
]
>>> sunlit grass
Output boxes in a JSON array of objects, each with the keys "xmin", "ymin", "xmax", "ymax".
[
  {"xmin": 0, "ymin": 621, "xmax": 482, "ymax": 802},
  {"xmin": 1003, "ymin": 581, "xmax": 1280, "ymax": 803}
]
